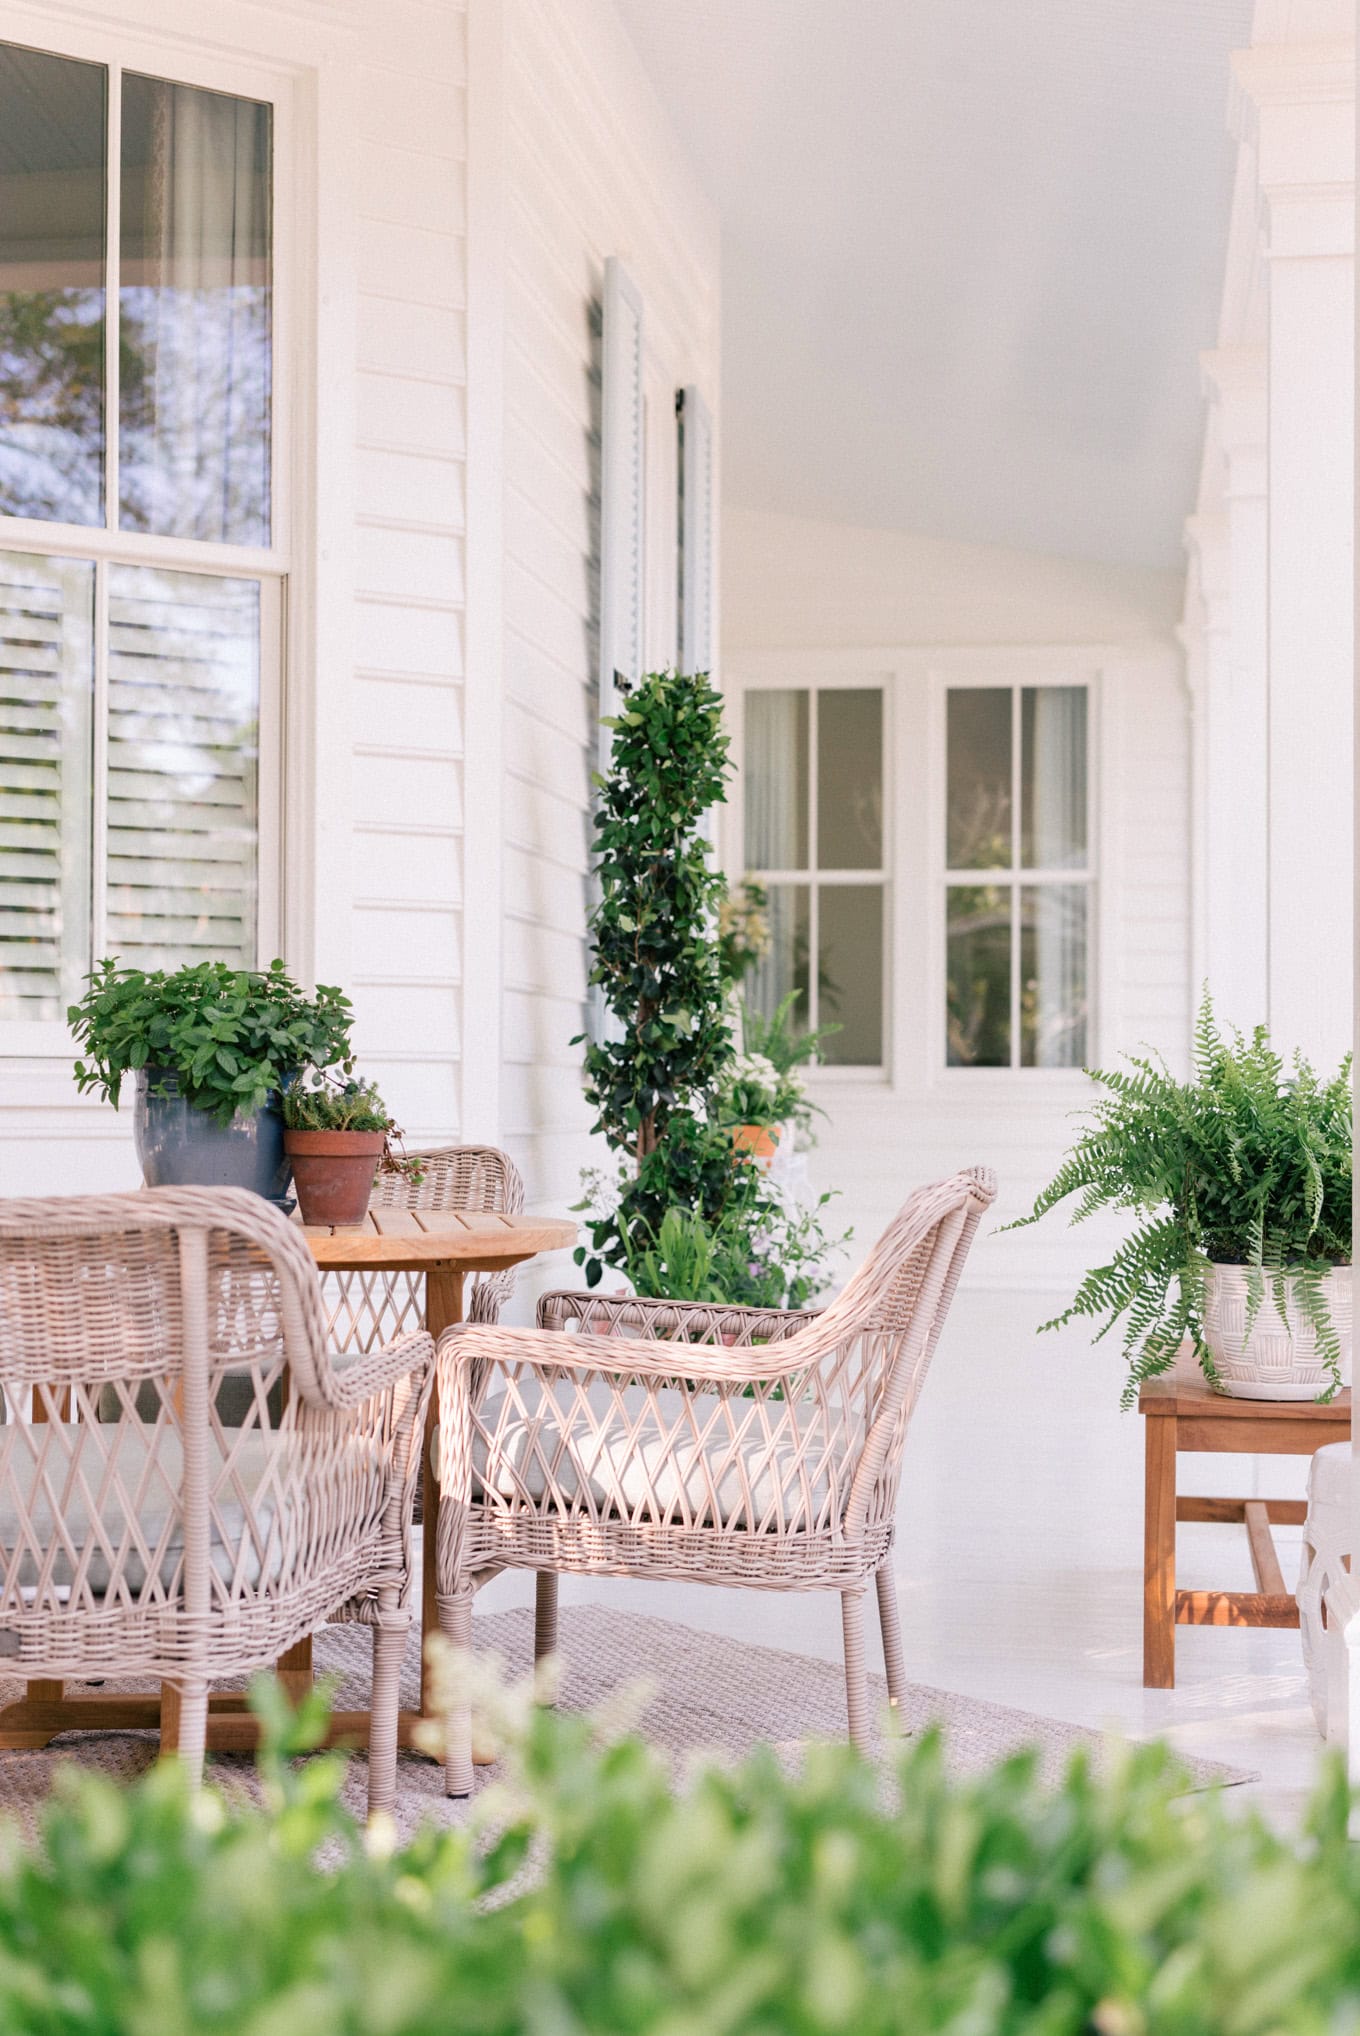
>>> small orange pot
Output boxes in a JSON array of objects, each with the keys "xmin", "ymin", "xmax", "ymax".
[
  {"xmin": 730, "ymin": 1123, "xmax": 780, "ymax": 1163},
  {"xmin": 284, "ymin": 1129, "xmax": 385, "ymax": 1225}
]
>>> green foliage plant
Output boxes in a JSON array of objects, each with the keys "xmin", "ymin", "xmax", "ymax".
[
  {"xmin": 69, "ymin": 959, "xmax": 354, "ymax": 1128},
  {"xmin": 1010, "ymin": 993, "xmax": 1352, "ymax": 1404},
  {"xmin": 716, "ymin": 875, "xmax": 771, "ymax": 984},
  {"xmin": 5, "ymin": 1656, "xmax": 1360, "ymax": 2034},
  {"xmin": 282, "ymin": 1073, "xmax": 427, "ymax": 1188},
  {"xmin": 578, "ymin": 669, "xmax": 734, "ymax": 1169}
]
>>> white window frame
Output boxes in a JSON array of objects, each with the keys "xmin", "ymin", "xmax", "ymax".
[
  {"xmin": 727, "ymin": 669, "xmax": 892, "ymax": 1080},
  {"xmin": 931, "ymin": 664, "xmax": 1100, "ymax": 1083},
  {"xmin": 0, "ymin": 27, "xmax": 291, "ymax": 1059}
]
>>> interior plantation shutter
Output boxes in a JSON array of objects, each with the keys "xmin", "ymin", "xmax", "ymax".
[
  {"xmin": 105, "ymin": 568, "xmax": 260, "ymax": 971},
  {"xmin": 598, "ymin": 256, "xmax": 644, "ymax": 773},
  {"xmin": 0, "ymin": 553, "xmax": 93, "ymax": 1023},
  {"xmin": 678, "ymin": 384, "xmax": 714, "ymax": 677}
]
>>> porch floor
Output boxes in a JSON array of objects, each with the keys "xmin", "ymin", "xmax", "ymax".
[{"xmin": 477, "ymin": 1285, "xmax": 1324, "ymax": 1827}]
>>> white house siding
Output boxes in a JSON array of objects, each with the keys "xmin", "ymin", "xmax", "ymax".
[
  {"xmin": 495, "ymin": 0, "xmax": 720, "ymax": 1224},
  {"xmin": 722, "ymin": 509, "xmax": 1192, "ymax": 1290},
  {"xmin": 0, "ymin": 0, "xmax": 477, "ymax": 1188}
]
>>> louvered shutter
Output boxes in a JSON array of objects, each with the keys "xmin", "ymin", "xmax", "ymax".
[
  {"xmin": 678, "ymin": 384, "xmax": 714, "ymax": 677},
  {"xmin": 598, "ymin": 257, "xmax": 644, "ymax": 770},
  {"xmin": 0, "ymin": 552, "xmax": 93, "ymax": 1022},
  {"xmin": 105, "ymin": 566, "xmax": 259, "ymax": 970}
]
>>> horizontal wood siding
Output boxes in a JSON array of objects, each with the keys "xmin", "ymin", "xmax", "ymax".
[
  {"xmin": 348, "ymin": 3, "xmax": 469, "ymax": 1141},
  {"xmin": 499, "ymin": 0, "xmax": 719, "ymax": 1222}
]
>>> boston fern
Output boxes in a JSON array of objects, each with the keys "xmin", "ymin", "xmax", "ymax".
[{"xmin": 1010, "ymin": 996, "xmax": 1352, "ymax": 1403}]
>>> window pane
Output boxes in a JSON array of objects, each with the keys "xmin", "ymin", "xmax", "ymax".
[
  {"xmin": 817, "ymin": 688, "xmax": 881, "ymax": 870},
  {"xmin": 946, "ymin": 883, "xmax": 1010, "ymax": 1066},
  {"xmin": 819, "ymin": 884, "xmax": 882, "ymax": 1065},
  {"xmin": 744, "ymin": 690, "xmax": 808, "ymax": 869},
  {"xmin": 0, "ymin": 552, "xmax": 93, "ymax": 1018},
  {"xmin": 946, "ymin": 688, "xmax": 1011, "ymax": 870},
  {"xmin": 1020, "ymin": 885, "xmax": 1087, "ymax": 1068},
  {"xmin": 1021, "ymin": 687, "xmax": 1087, "ymax": 869},
  {"xmin": 747, "ymin": 882, "xmax": 809, "ymax": 1033},
  {"xmin": 119, "ymin": 74, "xmax": 272, "ymax": 545},
  {"xmin": 0, "ymin": 44, "xmax": 106, "ymax": 525},
  {"xmin": 106, "ymin": 566, "xmax": 258, "ymax": 969}
]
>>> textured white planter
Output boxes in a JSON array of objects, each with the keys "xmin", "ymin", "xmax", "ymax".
[{"xmin": 1204, "ymin": 1263, "xmax": 1352, "ymax": 1400}]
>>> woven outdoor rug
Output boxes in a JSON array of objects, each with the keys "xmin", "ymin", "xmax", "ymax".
[{"xmin": 0, "ymin": 1605, "xmax": 1253, "ymax": 1842}]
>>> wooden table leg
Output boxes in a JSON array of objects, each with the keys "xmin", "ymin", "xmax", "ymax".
[
  {"xmin": 420, "ymin": 1270, "xmax": 464, "ymax": 1723},
  {"xmin": 1144, "ymin": 1411, "xmax": 1177, "ymax": 1688},
  {"xmin": 276, "ymin": 1635, "xmax": 313, "ymax": 1703}
]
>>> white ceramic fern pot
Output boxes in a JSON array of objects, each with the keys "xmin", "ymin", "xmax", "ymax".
[{"xmin": 1203, "ymin": 1264, "xmax": 1352, "ymax": 1400}]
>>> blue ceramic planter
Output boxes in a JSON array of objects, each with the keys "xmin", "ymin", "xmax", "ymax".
[{"xmin": 133, "ymin": 1068, "xmax": 293, "ymax": 1204}]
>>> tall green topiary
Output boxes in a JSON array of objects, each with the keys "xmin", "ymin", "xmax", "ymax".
[{"xmin": 578, "ymin": 669, "xmax": 734, "ymax": 1165}]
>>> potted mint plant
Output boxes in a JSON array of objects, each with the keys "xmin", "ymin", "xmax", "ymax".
[{"xmin": 69, "ymin": 959, "xmax": 354, "ymax": 1204}]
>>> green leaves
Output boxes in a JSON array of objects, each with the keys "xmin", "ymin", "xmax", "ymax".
[
  {"xmin": 1011, "ymin": 992, "xmax": 1352, "ymax": 1398},
  {"xmin": 4, "ymin": 1670, "xmax": 1360, "ymax": 2033},
  {"xmin": 68, "ymin": 960, "xmax": 356, "ymax": 1128}
]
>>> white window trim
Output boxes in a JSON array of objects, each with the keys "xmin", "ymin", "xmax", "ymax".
[
  {"xmin": 927, "ymin": 657, "xmax": 1102, "ymax": 1088},
  {"xmin": 725, "ymin": 667, "xmax": 893, "ymax": 1080},
  {"xmin": 0, "ymin": 26, "xmax": 296, "ymax": 1063}
]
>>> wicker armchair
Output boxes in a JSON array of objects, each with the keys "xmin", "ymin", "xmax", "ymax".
[
  {"xmin": 322, "ymin": 1145, "xmax": 526, "ymax": 1354},
  {"xmin": 433, "ymin": 1166, "xmax": 995, "ymax": 1792},
  {"xmin": 0, "ymin": 1187, "xmax": 433, "ymax": 1814}
]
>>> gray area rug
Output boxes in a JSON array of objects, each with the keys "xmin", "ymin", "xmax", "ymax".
[{"xmin": 0, "ymin": 1604, "xmax": 1253, "ymax": 1842}]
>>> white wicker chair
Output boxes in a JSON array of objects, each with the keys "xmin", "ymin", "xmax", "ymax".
[
  {"xmin": 0, "ymin": 1186, "xmax": 433, "ymax": 1814},
  {"xmin": 433, "ymin": 1166, "xmax": 995, "ymax": 1793}
]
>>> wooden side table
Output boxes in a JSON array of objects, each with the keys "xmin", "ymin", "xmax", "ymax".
[{"xmin": 1140, "ymin": 1362, "xmax": 1349, "ymax": 1687}]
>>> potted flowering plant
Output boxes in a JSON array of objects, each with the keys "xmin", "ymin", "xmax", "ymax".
[
  {"xmin": 282, "ymin": 1076, "xmax": 423, "ymax": 1226},
  {"xmin": 715, "ymin": 1050, "xmax": 801, "ymax": 1163}
]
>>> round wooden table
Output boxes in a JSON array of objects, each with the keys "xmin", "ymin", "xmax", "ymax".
[{"xmin": 297, "ymin": 1208, "xmax": 578, "ymax": 1749}]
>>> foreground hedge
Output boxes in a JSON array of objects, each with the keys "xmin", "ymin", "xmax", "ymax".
[{"xmin": 1, "ymin": 1676, "xmax": 1358, "ymax": 2035}]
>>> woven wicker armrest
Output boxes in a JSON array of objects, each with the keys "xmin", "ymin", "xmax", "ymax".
[
  {"xmin": 322, "ymin": 1329, "xmax": 436, "ymax": 1410},
  {"xmin": 536, "ymin": 1288, "xmax": 820, "ymax": 1344},
  {"xmin": 437, "ymin": 1318, "xmax": 819, "ymax": 1388}
]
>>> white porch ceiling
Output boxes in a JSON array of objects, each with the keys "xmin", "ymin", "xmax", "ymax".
[{"xmin": 616, "ymin": 0, "xmax": 1252, "ymax": 571}]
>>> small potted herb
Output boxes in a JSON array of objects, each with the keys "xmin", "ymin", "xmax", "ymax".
[
  {"xmin": 69, "ymin": 959, "xmax": 354, "ymax": 1203},
  {"xmin": 283, "ymin": 1076, "xmax": 421, "ymax": 1226}
]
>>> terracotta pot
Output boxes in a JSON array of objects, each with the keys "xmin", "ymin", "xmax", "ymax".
[
  {"xmin": 730, "ymin": 1123, "xmax": 780, "ymax": 1163},
  {"xmin": 283, "ymin": 1129, "xmax": 385, "ymax": 1225}
]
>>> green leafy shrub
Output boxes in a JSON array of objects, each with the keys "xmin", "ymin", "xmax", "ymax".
[
  {"xmin": 69, "ymin": 959, "xmax": 354, "ymax": 1127},
  {"xmin": 3, "ymin": 1667, "xmax": 1360, "ymax": 2034},
  {"xmin": 1010, "ymin": 994, "xmax": 1352, "ymax": 1402},
  {"xmin": 579, "ymin": 668, "xmax": 734, "ymax": 1169}
]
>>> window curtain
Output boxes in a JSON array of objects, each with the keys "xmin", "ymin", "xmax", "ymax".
[
  {"xmin": 120, "ymin": 77, "xmax": 271, "ymax": 545},
  {"xmin": 1026, "ymin": 688, "xmax": 1086, "ymax": 1066}
]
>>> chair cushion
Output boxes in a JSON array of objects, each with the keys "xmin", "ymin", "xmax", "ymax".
[
  {"xmin": 0, "ymin": 1425, "xmax": 301, "ymax": 1599},
  {"xmin": 471, "ymin": 1378, "xmax": 841, "ymax": 1531}
]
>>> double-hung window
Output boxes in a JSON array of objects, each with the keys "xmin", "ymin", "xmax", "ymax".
[
  {"xmin": 742, "ymin": 684, "xmax": 885, "ymax": 1068},
  {"xmin": 0, "ymin": 39, "xmax": 279, "ymax": 1050},
  {"xmin": 944, "ymin": 683, "xmax": 1091, "ymax": 1069}
]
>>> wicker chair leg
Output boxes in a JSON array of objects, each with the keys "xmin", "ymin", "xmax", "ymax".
[
  {"xmin": 875, "ymin": 1561, "xmax": 907, "ymax": 1716},
  {"xmin": 534, "ymin": 1571, "xmax": 559, "ymax": 1674},
  {"xmin": 438, "ymin": 1589, "xmax": 475, "ymax": 1798},
  {"xmin": 368, "ymin": 1597, "xmax": 409, "ymax": 1819},
  {"xmin": 840, "ymin": 1587, "xmax": 871, "ymax": 1754},
  {"xmin": 166, "ymin": 1678, "xmax": 208, "ymax": 1784}
]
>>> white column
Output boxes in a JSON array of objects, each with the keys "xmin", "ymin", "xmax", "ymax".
[
  {"xmin": 1184, "ymin": 513, "xmax": 1238, "ymax": 1019},
  {"xmin": 1199, "ymin": 349, "xmax": 1269, "ymax": 1033},
  {"xmin": 1235, "ymin": 35, "xmax": 1355, "ymax": 1071}
]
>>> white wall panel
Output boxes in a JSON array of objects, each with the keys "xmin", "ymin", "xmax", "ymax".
[{"xmin": 496, "ymin": 0, "xmax": 719, "ymax": 1220}]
